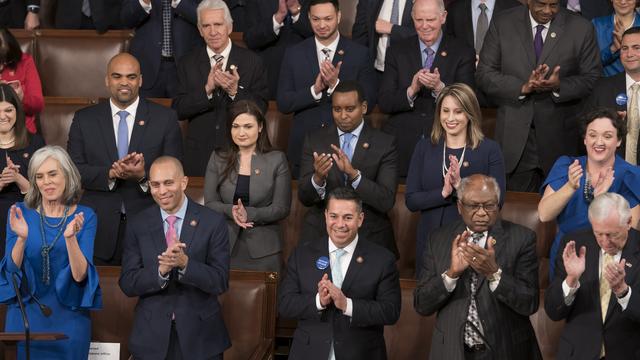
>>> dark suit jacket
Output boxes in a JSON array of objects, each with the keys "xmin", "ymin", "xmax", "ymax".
[
  {"xmin": 298, "ymin": 123, "xmax": 398, "ymax": 257},
  {"xmin": 119, "ymin": 199, "xmax": 231, "ymax": 359},
  {"xmin": 545, "ymin": 228, "xmax": 640, "ymax": 360},
  {"xmin": 476, "ymin": 6, "xmax": 601, "ymax": 174},
  {"xmin": 54, "ymin": 0, "xmax": 123, "ymax": 32},
  {"xmin": 445, "ymin": 0, "xmax": 522, "ymax": 51},
  {"xmin": 67, "ymin": 98, "xmax": 183, "ymax": 261},
  {"xmin": 351, "ymin": 0, "xmax": 415, "ymax": 62},
  {"xmin": 173, "ymin": 44, "xmax": 269, "ymax": 176},
  {"xmin": 414, "ymin": 219, "xmax": 541, "ymax": 360},
  {"xmin": 121, "ymin": 0, "xmax": 202, "ymax": 89},
  {"xmin": 378, "ymin": 34, "xmax": 476, "ymax": 177},
  {"xmin": 243, "ymin": 0, "xmax": 312, "ymax": 99},
  {"xmin": 278, "ymin": 237, "xmax": 401, "ymax": 360},
  {"xmin": 559, "ymin": 0, "xmax": 612, "ymax": 20},
  {"xmin": 203, "ymin": 150, "xmax": 291, "ymax": 262},
  {"xmin": 277, "ymin": 36, "xmax": 378, "ymax": 178},
  {"xmin": 0, "ymin": 0, "xmax": 37, "ymax": 28}
]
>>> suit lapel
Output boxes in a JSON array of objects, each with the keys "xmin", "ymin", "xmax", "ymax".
[
  {"xmin": 604, "ymin": 232, "xmax": 640, "ymax": 323},
  {"xmin": 538, "ymin": 11, "xmax": 565, "ymax": 65},
  {"xmin": 180, "ymin": 199, "xmax": 199, "ymax": 249},
  {"xmin": 351, "ymin": 123, "xmax": 370, "ymax": 169},
  {"xmin": 341, "ymin": 240, "xmax": 366, "ymax": 293},
  {"xmin": 517, "ymin": 7, "xmax": 537, "ymax": 69},
  {"xmin": 333, "ymin": 37, "xmax": 346, "ymax": 67},
  {"xmin": 584, "ymin": 237, "xmax": 604, "ymax": 320},
  {"xmin": 150, "ymin": 206, "xmax": 167, "ymax": 255},
  {"xmin": 249, "ymin": 152, "xmax": 264, "ymax": 204},
  {"xmin": 128, "ymin": 99, "xmax": 147, "ymax": 153},
  {"xmin": 226, "ymin": 44, "xmax": 238, "ymax": 72},
  {"xmin": 326, "ymin": 127, "xmax": 344, "ymax": 187},
  {"xmin": 431, "ymin": 35, "xmax": 448, "ymax": 72},
  {"xmin": 462, "ymin": 0, "xmax": 475, "ymax": 48},
  {"xmin": 308, "ymin": 39, "xmax": 321, "ymax": 78},
  {"xmin": 199, "ymin": 46, "xmax": 212, "ymax": 84},
  {"xmin": 99, "ymin": 101, "xmax": 119, "ymax": 162},
  {"xmin": 477, "ymin": 221, "xmax": 506, "ymax": 289}
]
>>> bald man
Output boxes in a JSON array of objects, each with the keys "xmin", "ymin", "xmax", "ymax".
[{"xmin": 68, "ymin": 52, "xmax": 183, "ymax": 265}]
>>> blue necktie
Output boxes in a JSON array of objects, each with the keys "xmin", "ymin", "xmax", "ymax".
[
  {"xmin": 341, "ymin": 132, "xmax": 354, "ymax": 161},
  {"xmin": 424, "ymin": 47, "xmax": 435, "ymax": 70},
  {"xmin": 328, "ymin": 248, "xmax": 347, "ymax": 360},
  {"xmin": 117, "ymin": 110, "xmax": 129, "ymax": 159},
  {"xmin": 390, "ymin": 0, "xmax": 400, "ymax": 25}
]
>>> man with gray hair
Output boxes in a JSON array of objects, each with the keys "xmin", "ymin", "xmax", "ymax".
[
  {"xmin": 545, "ymin": 192, "xmax": 640, "ymax": 359},
  {"xmin": 174, "ymin": 0, "xmax": 268, "ymax": 176},
  {"xmin": 414, "ymin": 173, "xmax": 541, "ymax": 359}
]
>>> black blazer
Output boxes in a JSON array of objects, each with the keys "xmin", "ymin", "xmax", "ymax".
[
  {"xmin": 378, "ymin": 34, "xmax": 476, "ymax": 177},
  {"xmin": 0, "ymin": 0, "xmax": 38, "ymax": 28},
  {"xmin": 55, "ymin": 0, "xmax": 123, "ymax": 32},
  {"xmin": 559, "ymin": 0, "xmax": 612, "ymax": 20},
  {"xmin": 351, "ymin": 0, "xmax": 416, "ymax": 62},
  {"xmin": 119, "ymin": 199, "xmax": 231, "ymax": 359},
  {"xmin": 173, "ymin": 44, "xmax": 269, "ymax": 176},
  {"xmin": 243, "ymin": 0, "xmax": 312, "ymax": 99},
  {"xmin": 67, "ymin": 98, "xmax": 183, "ymax": 261},
  {"xmin": 545, "ymin": 228, "xmax": 640, "ymax": 360},
  {"xmin": 298, "ymin": 123, "xmax": 398, "ymax": 257},
  {"xmin": 278, "ymin": 237, "xmax": 401, "ymax": 360}
]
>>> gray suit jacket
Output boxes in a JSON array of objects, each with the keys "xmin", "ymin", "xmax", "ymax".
[
  {"xmin": 203, "ymin": 150, "xmax": 291, "ymax": 260},
  {"xmin": 414, "ymin": 219, "xmax": 541, "ymax": 360},
  {"xmin": 476, "ymin": 6, "xmax": 601, "ymax": 174}
]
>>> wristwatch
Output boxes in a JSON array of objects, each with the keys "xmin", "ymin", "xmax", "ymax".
[
  {"xmin": 487, "ymin": 268, "xmax": 502, "ymax": 282},
  {"xmin": 27, "ymin": 5, "xmax": 39, "ymax": 13}
]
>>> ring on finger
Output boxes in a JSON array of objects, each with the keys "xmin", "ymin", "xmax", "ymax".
[{"xmin": 472, "ymin": 256, "xmax": 477, "ymax": 262}]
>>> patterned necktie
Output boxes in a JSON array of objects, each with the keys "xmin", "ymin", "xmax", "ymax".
[
  {"xmin": 165, "ymin": 215, "xmax": 177, "ymax": 247},
  {"xmin": 321, "ymin": 48, "xmax": 332, "ymax": 62},
  {"xmin": 213, "ymin": 54, "xmax": 224, "ymax": 64},
  {"xmin": 475, "ymin": 3, "xmax": 489, "ymax": 54},
  {"xmin": 328, "ymin": 248, "xmax": 347, "ymax": 360},
  {"xmin": 534, "ymin": 24, "xmax": 545, "ymax": 62},
  {"xmin": 626, "ymin": 83, "xmax": 640, "ymax": 164},
  {"xmin": 389, "ymin": 0, "xmax": 400, "ymax": 25},
  {"xmin": 464, "ymin": 232, "xmax": 485, "ymax": 346},
  {"xmin": 423, "ymin": 47, "xmax": 435, "ymax": 70},
  {"xmin": 116, "ymin": 110, "xmax": 129, "ymax": 159},
  {"xmin": 162, "ymin": 0, "xmax": 173, "ymax": 57},
  {"xmin": 82, "ymin": 0, "xmax": 91, "ymax": 17}
]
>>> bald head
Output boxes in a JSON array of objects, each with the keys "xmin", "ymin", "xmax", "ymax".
[
  {"xmin": 412, "ymin": 0, "xmax": 447, "ymax": 46},
  {"xmin": 149, "ymin": 157, "xmax": 188, "ymax": 214},
  {"xmin": 151, "ymin": 156, "xmax": 185, "ymax": 178},
  {"xmin": 105, "ymin": 52, "xmax": 142, "ymax": 109}
]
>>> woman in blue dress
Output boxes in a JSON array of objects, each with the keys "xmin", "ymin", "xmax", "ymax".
[
  {"xmin": 539, "ymin": 108, "xmax": 640, "ymax": 277},
  {"xmin": 0, "ymin": 145, "xmax": 102, "ymax": 359}
]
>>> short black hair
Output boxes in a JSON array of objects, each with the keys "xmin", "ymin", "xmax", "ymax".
[
  {"xmin": 333, "ymin": 80, "xmax": 365, "ymax": 103},
  {"xmin": 0, "ymin": 29, "xmax": 23, "ymax": 69},
  {"xmin": 308, "ymin": 0, "xmax": 339, "ymax": 11},
  {"xmin": 622, "ymin": 26, "xmax": 640, "ymax": 40},
  {"xmin": 325, "ymin": 187, "xmax": 363, "ymax": 213},
  {"xmin": 580, "ymin": 107, "xmax": 626, "ymax": 140}
]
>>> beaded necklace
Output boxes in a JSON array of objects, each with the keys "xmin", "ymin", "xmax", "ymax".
[{"xmin": 38, "ymin": 205, "xmax": 70, "ymax": 285}]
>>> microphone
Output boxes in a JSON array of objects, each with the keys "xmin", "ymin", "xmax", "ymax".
[
  {"xmin": 31, "ymin": 294, "xmax": 52, "ymax": 317},
  {"xmin": 11, "ymin": 272, "xmax": 30, "ymax": 360}
]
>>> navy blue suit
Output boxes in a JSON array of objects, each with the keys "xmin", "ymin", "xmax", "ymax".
[
  {"xmin": 405, "ymin": 137, "xmax": 505, "ymax": 276},
  {"xmin": 121, "ymin": 0, "xmax": 203, "ymax": 95},
  {"xmin": 278, "ymin": 237, "xmax": 401, "ymax": 360},
  {"xmin": 559, "ymin": 0, "xmax": 612, "ymax": 20},
  {"xmin": 67, "ymin": 98, "xmax": 183, "ymax": 263},
  {"xmin": 277, "ymin": 36, "xmax": 378, "ymax": 178},
  {"xmin": 119, "ymin": 199, "xmax": 231, "ymax": 359}
]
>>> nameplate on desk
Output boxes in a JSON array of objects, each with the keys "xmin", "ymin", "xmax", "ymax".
[{"xmin": 88, "ymin": 342, "xmax": 120, "ymax": 360}]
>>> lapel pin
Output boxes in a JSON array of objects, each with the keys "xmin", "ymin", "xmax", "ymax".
[
  {"xmin": 337, "ymin": 49, "xmax": 344, "ymax": 56},
  {"xmin": 138, "ymin": 120, "xmax": 145, "ymax": 126},
  {"xmin": 362, "ymin": 142, "xmax": 370, "ymax": 149},
  {"xmin": 229, "ymin": 64, "xmax": 237, "ymax": 71},
  {"xmin": 550, "ymin": 32, "xmax": 556, "ymax": 38},
  {"xmin": 356, "ymin": 256, "xmax": 364, "ymax": 264},
  {"xmin": 491, "ymin": 238, "xmax": 497, "ymax": 246},
  {"xmin": 316, "ymin": 256, "xmax": 330, "ymax": 270},
  {"xmin": 22, "ymin": 152, "xmax": 29, "ymax": 158},
  {"xmin": 440, "ymin": 51, "xmax": 447, "ymax": 57},
  {"xmin": 463, "ymin": 161, "xmax": 469, "ymax": 167},
  {"xmin": 190, "ymin": 220, "xmax": 198, "ymax": 227},
  {"xmin": 254, "ymin": 169, "xmax": 261, "ymax": 175},
  {"xmin": 626, "ymin": 262, "xmax": 633, "ymax": 268}
]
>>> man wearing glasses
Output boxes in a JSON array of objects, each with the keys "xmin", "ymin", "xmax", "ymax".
[{"xmin": 414, "ymin": 174, "xmax": 541, "ymax": 359}]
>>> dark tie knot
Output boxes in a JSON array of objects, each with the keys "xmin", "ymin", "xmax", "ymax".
[
  {"xmin": 471, "ymin": 232, "xmax": 483, "ymax": 244},
  {"xmin": 213, "ymin": 54, "xmax": 224, "ymax": 63},
  {"xmin": 479, "ymin": 2, "xmax": 487, "ymax": 11},
  {"xmin": 535, "ymin": 24, "xmax": 545, "ymax": 34}
]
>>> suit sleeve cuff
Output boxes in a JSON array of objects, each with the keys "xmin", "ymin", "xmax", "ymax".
[
  {"xmin": 311, "ymin": 176, "xmax": 327, "ymax": 199},
  {"xmin": 139, "ymin": 0, "xmax": 152, "ymax": 13},
  {"xmin": 441, "ymin": 271, "xmax": 458, "ymax": 292},
  {"xmin": 344, "ymin": 298, "xmax": 353, "ymax": 317},
  {"xmin": 562, "ymin": 279, "xmax": 580, "ymax": 306},
  {"xmin": 310, "ymin": 85, "xmax": 323, "ymax": 100},
  {"xmin": 618, "ymin": 286, "xmax": 632, "ymax": 311},
  {"xmin": 315, "ymin": 293, "xmax": 326, "ymax": 310}
]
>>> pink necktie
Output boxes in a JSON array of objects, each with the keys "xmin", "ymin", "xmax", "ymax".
[{"xmin": 165, "ymin": 215, "xmax": 177, "ymax": 246}]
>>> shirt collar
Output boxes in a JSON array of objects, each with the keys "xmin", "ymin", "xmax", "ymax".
[
  {"xmin": 160, "ymin": 196, "xmax": 189, "ymax": 223},
  {"xmin": 472, "ymin": 0, "xmax": 495, "ymax": 13},
  {"xmin": 206, "ymin": 39, "xmax": 233, "ymax": 61},
  {"xmin": 600, "ymin": 248, "xmax": 622, "ymax": 261},
  {"xmin": 466, "ymin": 228, "xmax": 489, "ymax": 247},
  {"xmin": 419, "ymin": 31, "xmax": 443, "ymax": 54},
  {"xmin": 329, "ymin": 234, "xmax": 359, "ymax": 255},
  {"xmin": 625, "ymin": 73, "xmax": 640, "ymax": 92},
  {"xmin": 109, "ymin": 96, "xmax": 139, "ymax": 118},
  {"xmin": 315, "ymin": 33, "xmax": 341, "ymax": 56},
  {"xmin": 337, "ymin": 120, "xmax": 364, "ymax": 138}
]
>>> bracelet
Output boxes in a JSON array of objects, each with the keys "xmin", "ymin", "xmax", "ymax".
[
  {"xmin": 349, "ymin": 170, "xmax": 361, "ymax": 184},
  {"xmin": 617, "ymin": 286, "xmax": 630, "ymax": 299}
]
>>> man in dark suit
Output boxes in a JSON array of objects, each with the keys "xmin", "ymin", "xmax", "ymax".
[
  {"xmin": 0, "ymin": 0, "xmax": 39, "ymax": 29},
  {"xmin": 414, "ymin": 174, "xmax": 541, "ymax": 360},
  {"xmin": 120, "ymin": 156, "xmax": 230, "ymax": 360},
  {"xmin": 243, "ymin": 0, "xmax": 312, "ymax": 99},
  {"xmin": 121, "ymin": 0, "xmax": 203, "ymax": 98},
  {"xmin": 277, "ymin": 0, "xmax": 378, "ymax": 178},
  {"xmin": 351, "ymin": 0, "xmax": 415, "ymax": 73},
  {"xmin": 545, "ymin": 192, "xmax": 640, "ymax": 359},
  {"xmin": 174, "ymin": 0, "xmax": 268, "ymax": 177},
  {"xmin": 299, "ymin": 80, "xmax": 398, "ymax": 257},
  {"xmin": 583, "ymin": 27, "xmax": 640, "ymax": 164},
  {"xmin": 445, "ymin": 0, "xmax": 521, "ymax": 53},
  {"xmin": 378, "ymin": 0, "xmax": 476, "ymax": 178},
  {"xmin": 67, "ymin": 53, "xmax": 183, "ymax": 265},
  {"xmin": 560, "ymin": 0, "xmax": 612, "ymax": 20},
  {"xmin": 54, "ymin": 0, "xmax": 123, "ymax": 32},
  {"xmin": 279, "ymin": 187, "xmax": 401, "ymax": 360},
  {"xmin": 476, "ymin": 0, "xmax": 601, "ymax": 192}
]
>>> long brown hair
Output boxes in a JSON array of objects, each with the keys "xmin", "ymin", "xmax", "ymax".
[
  {"xmin": 431, "ymin": 83, "xmax": 484, "ymax": 149},
  {"xmin": 0, "ymin": 83, "xmax": 28, "ymax": 149},
  {"xmin": 218, "ymin": 100, "xmax": 273, "ymax": 184}
]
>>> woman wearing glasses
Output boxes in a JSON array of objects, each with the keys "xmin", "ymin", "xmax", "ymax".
[
  {"xmin": 539, "ymin": 108, "xmax": 640, "ymax": 277},
  {"xmin": 406, "ymin": 83, "xmax": 505, "ymax": 277}
]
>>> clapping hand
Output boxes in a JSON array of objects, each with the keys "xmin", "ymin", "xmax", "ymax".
[
  {"xmin": 461, "ymin": 235, "xmax": 499, "ymax": 277},
  {"xmin": 319, "ymin": 60, "xmax": 341, "ymax": 89},
  {"xmin": 603, "ymin": 258, "xmax": 629, "ymax": 297},
  {"xmin": 9, "ymin": 204, "xmax": 28, "ymax": 239},
  {"xmin": 592, "ymin": 167, "xmax": 614, "ymax": 197},
  {"xmin": 562, "ymin": 240, "xmax": 586, "ymax": 288},
  {"xmin": 0, "ymin": 155, "xmax": 20, "ymax": 186},
  {"xmin": 442, "ymin": 155, "xmax": 460, "ymax": 198},
  {"xmin": 446, "ymin": 231, "xmax": 470, "ymax": 278},
  {"xmin": 566, "ymin": 159, "xmax": 583, "ymax": 190},
  {"xmin": 232, "ymin": 198, "xmax": 254, "ymax": 229},
  {"xmin": 64, "ymin": 212, "xmax": 85, "ymax": 239}
]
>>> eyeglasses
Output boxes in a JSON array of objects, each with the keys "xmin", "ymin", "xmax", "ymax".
[{"xmin": 459, "ymin": 201, "xmax": 498, "ymax": 212}]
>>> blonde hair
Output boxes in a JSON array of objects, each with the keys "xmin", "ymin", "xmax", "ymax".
[{"xmin": 431, "ymin": 83, "xmax": 484, "ymax": 149}]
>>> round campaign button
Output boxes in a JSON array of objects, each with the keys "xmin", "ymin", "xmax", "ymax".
[
  {"xmin": 316, "ymin": 256, "xmax": 329, "ymax": 270},
  {"xmin": 616, "ymin": 93, "xmax": 628, "ymax": 106}
]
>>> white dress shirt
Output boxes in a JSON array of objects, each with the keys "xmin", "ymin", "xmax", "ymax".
[
  {"xmin": 375, "ymin": 0, "xmax": 407, "ymax": 71},
  {"xmin": 311, "ymin": 34, "xmax": 341, "ymax": 99},
  {"xmin": 315, "ymin": 236, "xmax": 359, "ymax": 316}
]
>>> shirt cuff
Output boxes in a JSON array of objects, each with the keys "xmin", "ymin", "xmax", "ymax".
[
  {"xmin": 292, "ymin": 12, "xmax": 301, "ymax": 22},
  {"xmin": 139, "ymin": 0, "xmax": 152, "ymax": 13},
  {"xmin": 344, "ymin": 298, "xmax": 353, "ymax": 317},
  {"xmin": 407, "ymin": 88, "xmax": 416, "ymax": 108},
  {"xmin": 158, "ymin": 269, "xmax": 170, "ymax": 288},
  {"xmin": 441, "ymin": 271, "xmax": 458, "ymax": 292},
  {"xmin": 273, "ymin": 15, "xmax": 284, "ymax": 35},
  {"xmin": 178, "ymin": 264, "xmax": 187, "ymax": 280},
  {"xmin": 552, "ymin": 91, "xmax": 560, "ymax": 98},
  {"xmin": 562, "ymin": 279, "xmax": 580, "ymax": 306},
  {"xmin": 350, "ymin": 173, "xmax": 362, "ymax": 189},
  {"xmin": 108, "ymin": 178, "xmax": 116, "ymax": 190},
  {"xmin": 327, "ymin": 78, "xmax": 340, "ymax": 96},
  {"xmin": 311, "ymin": 176, "xmax": 327, "ymax": 200},
  {"xmin": 315, "ymin": 293, "xmax": 326, "ymax": 310},
  {"xmin": 618, "ymin": 286, "xmax": 632, "ymax": 311},
  {"xmin": 310, "ymin": 85, "xmax": 323, "ymax": 100},
  {"xmin": 171, "ymin": 0, "xmax": 181, "ymax": 7}
]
